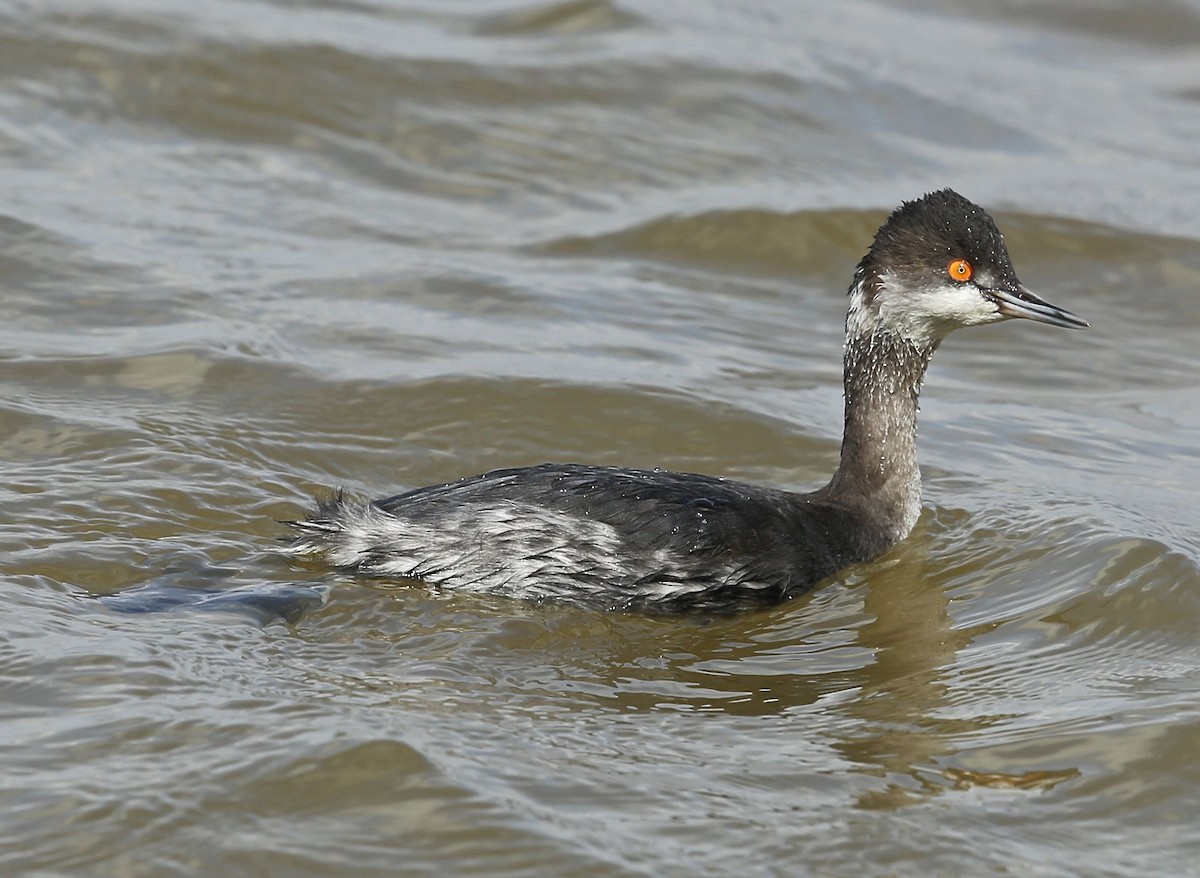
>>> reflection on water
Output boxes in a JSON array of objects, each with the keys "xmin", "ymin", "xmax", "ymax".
[{"xmin": 3, "ymin": 0, "xmax": 1200, "ymax": 876}]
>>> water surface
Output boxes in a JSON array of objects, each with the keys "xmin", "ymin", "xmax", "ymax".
[{"xmin": 3, "ymin": 1, "xmax": 1200, "ymax": 875}]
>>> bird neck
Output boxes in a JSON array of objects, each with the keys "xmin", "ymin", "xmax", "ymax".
[{"xmin": 824, "ymin": 329, "xmax": 936, "ymax": 543}]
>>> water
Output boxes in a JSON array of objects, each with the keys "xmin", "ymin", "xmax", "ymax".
[{"xmin": 3, "ymin": 1, "xmax": 1200, "ymax": 875}]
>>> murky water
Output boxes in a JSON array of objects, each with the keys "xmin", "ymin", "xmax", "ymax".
[{"xmin": 3, "ymin": 1, "xmax": 1200, "ymax": 875}]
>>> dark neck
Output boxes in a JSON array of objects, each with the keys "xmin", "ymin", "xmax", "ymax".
[{"xmin": 823, "ymin": 330, "xmax": 936, "ymax": 543}]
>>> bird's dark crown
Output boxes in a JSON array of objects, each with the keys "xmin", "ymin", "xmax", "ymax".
[{"xmin": 860, "ymin": 188, "xmax": 1019, "ymax": 290}]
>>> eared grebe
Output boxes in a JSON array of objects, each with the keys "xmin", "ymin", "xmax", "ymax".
[{"xmin": 286, "ymin": 190, "xmax": 1087, "ymax": 610}]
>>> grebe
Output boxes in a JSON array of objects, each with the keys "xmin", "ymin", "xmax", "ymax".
[{"xmin": 286, "ymin": 190, "xmax": 1087, "ymax": 610}]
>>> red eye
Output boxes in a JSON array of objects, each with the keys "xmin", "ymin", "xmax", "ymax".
[{"xmin": 948, "ymin": 259, "xmax": 973, "ymax": 283}]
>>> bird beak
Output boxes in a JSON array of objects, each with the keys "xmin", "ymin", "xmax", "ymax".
[{"xmin": 991, "ymin": 283, "xmax": 1089, "ymax": 329}]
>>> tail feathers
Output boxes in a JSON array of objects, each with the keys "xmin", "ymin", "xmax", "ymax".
[
  {"xmin": 280, "ymin": 490, "xmax": 359, "ymax": 554},
  {"xmin": 282, "ymin": 490, "xmax": 423, "ymax": 575}
]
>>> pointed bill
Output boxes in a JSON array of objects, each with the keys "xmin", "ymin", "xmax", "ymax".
[{"xmin": 991, "ymin": 284, "xmax": 1089, "ymax": 329}]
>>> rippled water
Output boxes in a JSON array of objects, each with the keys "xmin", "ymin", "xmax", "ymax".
[{"xmin": 4, "ymin": 1, "xmax": 1200, "ymax": 875}]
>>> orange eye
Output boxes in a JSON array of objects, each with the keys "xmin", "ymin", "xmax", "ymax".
[{"xmin": 948, "ymin": 258, "xmax": 973, "ymax": 283}]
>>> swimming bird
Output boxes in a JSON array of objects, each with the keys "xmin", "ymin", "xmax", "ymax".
[{"xmin": 285, "ymin": 189, "xmax": 1087, "ymax": 611}]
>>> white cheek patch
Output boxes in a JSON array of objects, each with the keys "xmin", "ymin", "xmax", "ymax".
[{"xmin": 874, "ymin": 278, "xmax": 1005, "ymax": 347}]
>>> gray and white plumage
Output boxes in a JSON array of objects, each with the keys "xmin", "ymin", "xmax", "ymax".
[{"xmin": 284, "ymin": 189, "xmax": 1087, "ymax": 611}]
